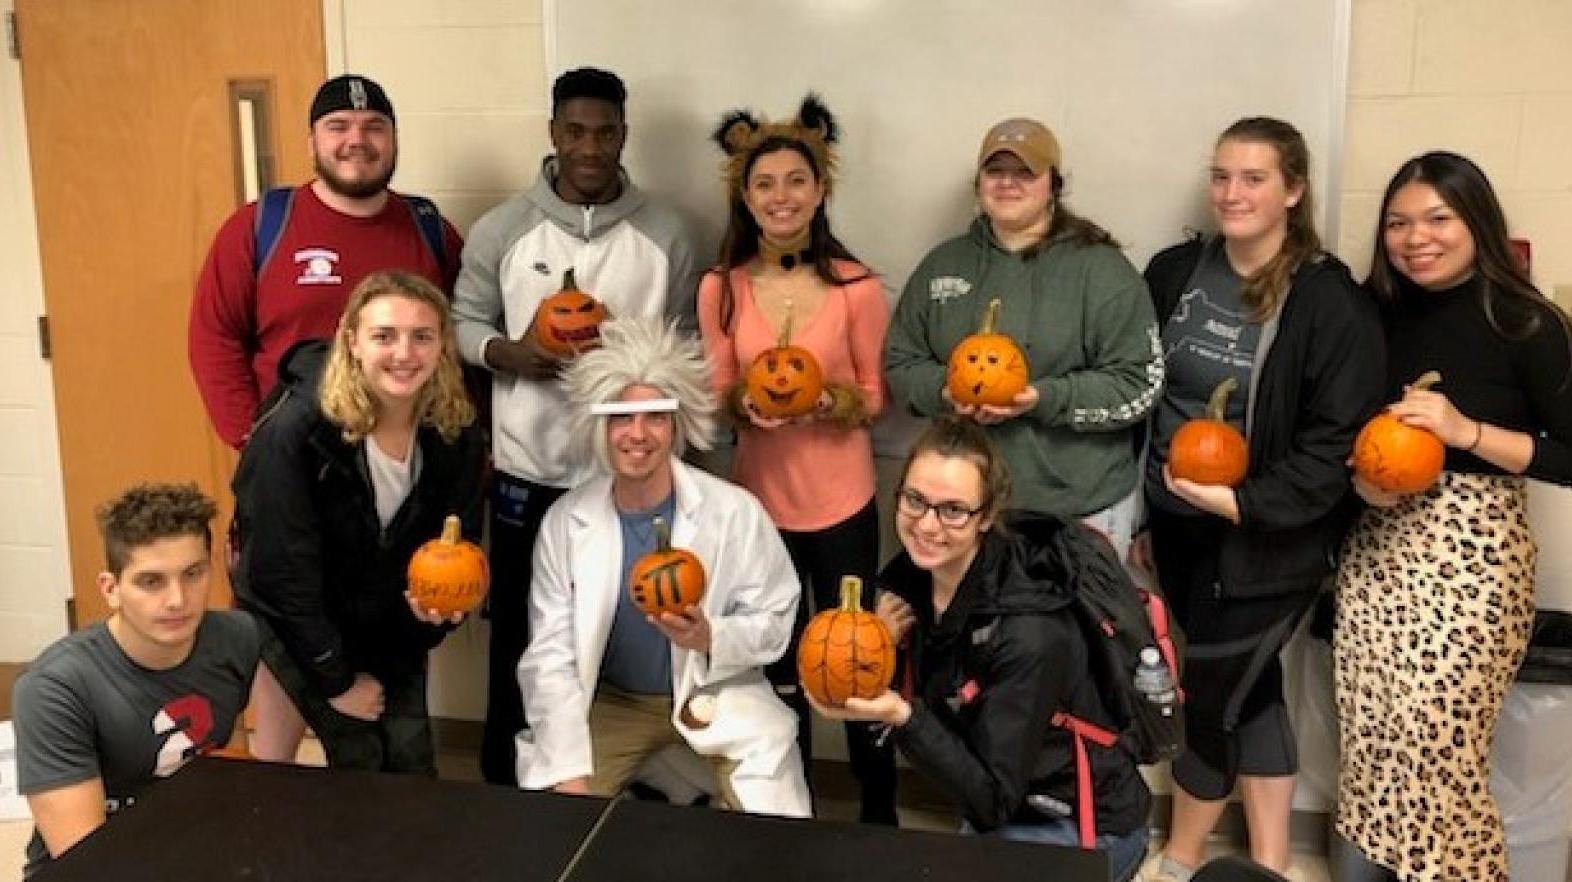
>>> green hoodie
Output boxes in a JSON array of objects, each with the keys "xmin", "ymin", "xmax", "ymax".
[{"xmin": 886, "ymin": 217, "xmax": 1163, "ymax": 517}]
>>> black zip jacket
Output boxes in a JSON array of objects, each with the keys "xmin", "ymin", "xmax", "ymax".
[
  {"xmin": 884, "ymin": 515, "xmax": 1151, "ymax": 834},
  {"xmin": 231, "ymin": 340, "xmax": 487, "ymax": 697},
  {"xmin": 1144, "ymin": 239, "xmax": 1386, "ymax": 598}
]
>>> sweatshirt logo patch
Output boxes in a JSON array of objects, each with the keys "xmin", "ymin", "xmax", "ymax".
[
  {"xmin": 294, "ymin": 248, "xmax": 342, "ymax": 286},
  {"xmin": 928, "ymin": 276, "xmax": 972, "ymax": 303}
]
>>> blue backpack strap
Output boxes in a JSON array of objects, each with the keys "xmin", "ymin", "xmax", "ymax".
[
  {"xmin": 252, "ymin": 187, "xmax": 297, "ymax": 276},
  {"xmin": 401, "ymin": 194, "xmax": 447, "ymax": 271}
]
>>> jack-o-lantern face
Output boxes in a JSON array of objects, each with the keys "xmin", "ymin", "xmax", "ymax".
[
  {"xmin": 533, "ymin": 268, "xmax": 608, "ymax": 358},
  {"xmin": 947, "ymin": 299, "xmax": 1030, "ymax": 407},
  {"xmin": 746, "ymin": 345, "xmax": 824, "ymax": 419}
]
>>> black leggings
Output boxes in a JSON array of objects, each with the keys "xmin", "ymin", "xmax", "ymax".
[
  {"xmin": 1149, "ymin": 507, "xmax": 1313, "ymax": 800},
  {"xmin": 766, "ymin": 498, "xmax": 897, "ymax": 822}
]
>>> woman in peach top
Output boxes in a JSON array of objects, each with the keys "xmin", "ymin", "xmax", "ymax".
[{"xmin": 697, "ymin": 95, "xmax": 895, "ymax": 823}]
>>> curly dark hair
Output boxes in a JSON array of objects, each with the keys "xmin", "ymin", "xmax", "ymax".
[{"xmin": 97, "ymin": 483, "xmax": 216, "ymax": 575}]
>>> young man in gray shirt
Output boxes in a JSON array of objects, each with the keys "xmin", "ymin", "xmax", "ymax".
[{"xmin": 12, "ymin": 484, "xmax": 259, "ymax": 875}]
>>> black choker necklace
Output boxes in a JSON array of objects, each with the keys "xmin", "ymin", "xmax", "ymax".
[{"xmin": 777, "ymin": 250, "xmax": 812, "ymax": 271}]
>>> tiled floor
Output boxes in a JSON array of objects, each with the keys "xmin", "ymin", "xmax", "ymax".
[{"xmin": 0, "ymin": 735, "xmax": 1335, "ymax": 882}]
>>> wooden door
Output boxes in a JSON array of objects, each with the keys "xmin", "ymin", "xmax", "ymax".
[{"xmin": 18, "ymin": 0, "xmax": 323, "ymax": 623}]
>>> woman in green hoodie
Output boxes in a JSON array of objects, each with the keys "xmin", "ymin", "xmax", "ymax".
[{"xmin": 885, "ymin": 118, "xmax": 1162, "ymax": 560}]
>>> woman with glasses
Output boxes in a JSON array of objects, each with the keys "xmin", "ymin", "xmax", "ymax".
[
  {"xmin": 885, "ymin": 117, "xmax": 1161, "ymax": 560},
  {"xmin": 811, "ymin": 416, "xmax": 1151, "ymax": 882}
]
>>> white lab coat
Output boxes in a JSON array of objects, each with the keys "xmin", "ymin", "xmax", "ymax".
[{"xmin": 516, "ymin": 459, "xmax": 811, "ymax": 817}]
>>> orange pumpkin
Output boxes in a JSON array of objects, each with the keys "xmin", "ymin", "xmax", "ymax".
[
  {"xmin": 947, "ymin": 298, "xmax": 1030, "ymax": 407},
  {"xmin": 533, "ymin": 268, "xmax": 609, "ymax": 358},
  {"xmin": 745, "ymin": 306, "xmax": 824, "ymax": 419},
  {"xmin": 1169, "ymin": 377, "xmax": 1249, "ymax": 487},
  {"xmin": 629, "ymin": 516, "xmax": 707, "ymax": 618},
  {"xmin": 1353, "ymin": 370, "xmax": 1446, "ymax": 494},
  {"xmin": 407, "ymin": 515, "xmax": 490, "ymax": 616},
  {"xmin": 797, "ymin": 576, "xmax": 896, "ymax": 708}
]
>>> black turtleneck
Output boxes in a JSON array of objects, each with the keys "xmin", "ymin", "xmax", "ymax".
[{"xmin": 1383, "ymin": 274, "xmax": 1572, "ymax": 483}]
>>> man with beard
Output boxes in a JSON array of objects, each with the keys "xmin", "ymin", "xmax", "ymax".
[
  {"xmin": 189, "ymin": 74, "xmax": 462, "ymax": 450},
  {"xmin": 453, "ymin": 67, "xmax": 699, "ymax": 785}
]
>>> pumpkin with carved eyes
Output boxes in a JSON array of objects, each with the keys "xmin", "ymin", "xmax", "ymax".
[
  {"xmin": 947, "ymin": 298, "xmax": 1030, "ymax": 407},
  {"xmin": 745, "ymin": 310, "xmax": 824, "ymax": 419},
  {"xmin": 1353, "ymin": 370, "xmax": 1446, "ymax": 494},
  {"xmin": 629, "ymin": 516, "xmax": 707, "ymax": 618},
  {"xmin": 532, "ymin": 268, "xmax": 608, "ymax": 357}
]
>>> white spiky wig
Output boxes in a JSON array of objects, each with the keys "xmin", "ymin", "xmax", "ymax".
[{"xmin": 562, "ymin": 317, "xmax": 717, "ymax": 474}]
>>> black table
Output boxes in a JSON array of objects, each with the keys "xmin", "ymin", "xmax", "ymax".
[{"xmin": 33, "ymin": 758, "xmax": 1107, "ymax": 881}]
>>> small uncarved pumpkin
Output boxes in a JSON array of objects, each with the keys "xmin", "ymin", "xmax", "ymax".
[
  {"xmin": 947, "ymin": 298, "xmax": 1030, "ymax": 407},
  {"xmin": 1353, "ymin": 370, "xmax": 1446, "ymax": 494},
  {"xmin": 797, "ymin": 576, "xmax": 896, "ymax": 708},
  {"xmin": 629, "ymin": 516, "xmax": 707, "ymax": 618},
  {"xmin": 407, "ymin": 515, "xmax": 490, "ymax": 616},
  {"xmin": 533, "ymin": 268, "xmax": 609, "ymax": 358},
  {"xmin": 745, "ymin": 304, "xmax": 824, "ymax": 419},
  {"xmin": 1169, "ymin": 377, "xmax": 1249, "ymax": 487}
]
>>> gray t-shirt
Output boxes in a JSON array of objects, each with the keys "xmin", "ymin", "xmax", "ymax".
[
  {"xmin": 1148, "ymin": 238, "xmax": 1262, "ymax": 514},
  {"xmin": 600, "ymin": 494, "xmax": 677, "ymax": 696},
  {"xmin": 13, "ymin": 610, "xmax": 260, "ymax": 874}
]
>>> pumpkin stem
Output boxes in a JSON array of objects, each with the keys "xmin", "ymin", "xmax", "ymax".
[
  {"xmin": 1412, "ymin": 370, "xmax": 1442, "ymax": 392},
  {"xmin": 780, "ymin": 300, "xmax": 795, "ymax": 347},
  {"xmin": 1205, "ymin": 377, "xmax": 1238, "ymax": 422},
  {"xmin": 652, "ymin": 516, "xmax": 672, "ymax": 552},
  {"xmin": 980, "ymin": 298, "xmax": 1002, "ymax": 335},
  {"xmin": 562, "ymin": 267, "xmax": 579, "ymax": 292},
  {"xmin": 440, "ymin": 514, "xmax": 462, "ymax": 545},
  {"xmin": 838, "ymin": 575, "xmax": 863, "ymax": 612}
]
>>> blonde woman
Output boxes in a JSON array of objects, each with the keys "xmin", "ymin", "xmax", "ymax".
[{"xmin": 232, "ymin": 270, "xmax": 486, "ymax": 774}]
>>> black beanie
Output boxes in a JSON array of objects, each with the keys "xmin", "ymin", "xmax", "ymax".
[{"xmin": 309, "ymin": 75, "xmax": 395, "ymax": 126}]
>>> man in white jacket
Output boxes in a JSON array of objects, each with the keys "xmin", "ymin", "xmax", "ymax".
[{"xmin": 516, "ymin": 317, "xmax": 810, "ymax": 817}]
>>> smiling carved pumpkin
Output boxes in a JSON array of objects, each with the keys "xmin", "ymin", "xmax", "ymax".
[
  {"xmin": 532, "ymin": 268, "xmax": 608, "ymax": 358},
  {"xmin": 947, "ymin": 298, "xmax": 1030, "ymax": 407},
  {"xmin": 745, "ymin": 306, "xmax": 824, "ymax": 419}
]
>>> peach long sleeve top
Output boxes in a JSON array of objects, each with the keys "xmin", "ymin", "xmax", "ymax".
[{"xmin": 698, "ymin": 261, "xmax": 890, "ymax": 532}]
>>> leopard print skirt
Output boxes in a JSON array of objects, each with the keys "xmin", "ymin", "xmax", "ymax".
[{"xmin": 1333, "ymin": 471, "xmax": 1536, "ymax": 882}]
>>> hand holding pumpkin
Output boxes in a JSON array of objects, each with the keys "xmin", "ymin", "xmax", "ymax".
[
  {"xmin": 805, "ymin": 688, "xmax": 910, "ymax": 727},
  {"xmin": 649, "ymin": 605, "xmax": 712, "ymax": 653},
  {"xmin": 1163, "ymin": 465, "xmax": 1241, "ymax": 524},
  {"xmin": 404, "ymin": 591, "xmax": 467, "ymax": 626},
  {"xmin": 1350, "ymin": 470, "xmax": 1406, "ymax": 508},
  {"xmin": 1389, "ymin": 387, "xmax": 1475, "ymax": 450}
]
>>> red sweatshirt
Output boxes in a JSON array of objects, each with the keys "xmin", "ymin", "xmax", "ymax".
[{"xmin": 187, "ymin": 184, "xmax": 461, "ymax": 447}]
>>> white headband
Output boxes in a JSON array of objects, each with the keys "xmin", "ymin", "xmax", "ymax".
[{"xmin": 590, "ymin": 398, "xmax": 679, "ymax": 416}]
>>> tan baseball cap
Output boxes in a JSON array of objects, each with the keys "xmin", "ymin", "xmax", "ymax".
[{"xmin": 976, "ymin": 118, "xmax": 1061, "ymax": 176}]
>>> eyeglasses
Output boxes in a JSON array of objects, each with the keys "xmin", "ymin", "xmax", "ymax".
[{"xmin": 896, "ymin": 487, "xmax": 985, "ymax": 528}]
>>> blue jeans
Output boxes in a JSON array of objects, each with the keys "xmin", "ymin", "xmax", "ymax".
[{"xmin": 962, "ymin": 816, "xmax": 1150, "ymax": 882}]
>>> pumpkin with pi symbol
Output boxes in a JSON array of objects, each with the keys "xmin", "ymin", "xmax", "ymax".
[
  {"xmin": 1353, "ymin": 370, "xmax": 1446, "ymax": 494},
  {"xmin": 532, "ymin": 268, "xmax": 608, "ymax": 358},
  {"xmin": 947, "ymin": 298, "xmax": 1030, "ymax": 407},
  {"xmin": 406, "ymin": 515, "xmax": 490, "ymax": 616},
  {"xmin": 745, "ymin": 304, "xmax": 824, "ymax": 419},
  {"xmin": 629, "ymin": 516, "xmax": 707, "ymax": 618},
  {"xmin": 797, "ymin": 576, "xmax": 896, "ymax": 708},
  {"xmin": 1169, "ymin": 377, "xmax": 1250, "ymax": 487}
]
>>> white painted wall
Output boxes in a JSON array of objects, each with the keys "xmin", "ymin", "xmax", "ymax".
[{"xmin": 0, "ymin": 0, "xmax": 75, "ymax": 663}]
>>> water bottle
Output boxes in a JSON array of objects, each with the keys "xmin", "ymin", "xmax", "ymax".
[{"xmin": 1132, "ymin": 646, "xmax": 1177, "ymax": 719}]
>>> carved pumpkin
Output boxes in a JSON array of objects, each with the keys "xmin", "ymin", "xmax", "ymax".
[
  {"xmin": 1169, "ymin": 377, "xmax": 1249, "ymax": 487},
  {"xmin": 629, "ymin": 516, "xmax": 707, "ymax": 618},
  {"xmin": 407, "ymin": 515, "xmax": 490, "ymax": 616},
  {"xmin": 947, "ymin": 298, "xmax": 1030, "ymax": 407},
  {"xmin": 797, "ymin": 576, "xmax": 897, "ymax": 708},
  {"xmin": 1353, "ymin": 370, "xmax": 1446, "ymax": 494},
  {"xmin": 533, "ymin": 268, "xmax": 609, "ymax": 358},
  {"xmin": 745, "ymin": 305, "xmax": 824, "ymax": 419}
]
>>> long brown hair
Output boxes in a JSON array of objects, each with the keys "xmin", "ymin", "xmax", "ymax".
[
  {"xmin": 712, "ymin": 138, "xmax": 869, "ymax": 332},
  {"xmin": 319, "ymin": 270, "xmax": 474, "ymax": 443},
  {"xmin": 1216, "ymin": 117, "xmax": 1322, "ymax": 319}
]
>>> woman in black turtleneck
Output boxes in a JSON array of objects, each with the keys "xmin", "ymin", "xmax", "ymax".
[{"xmin": 1332, "ymin": 151, "xmax": 1572, "ymax": 882}]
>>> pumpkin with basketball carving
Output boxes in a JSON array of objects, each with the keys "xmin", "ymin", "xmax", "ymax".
[{"xmin": 797, "ymin": 576, "xmax": 896, "ymax": 707}]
